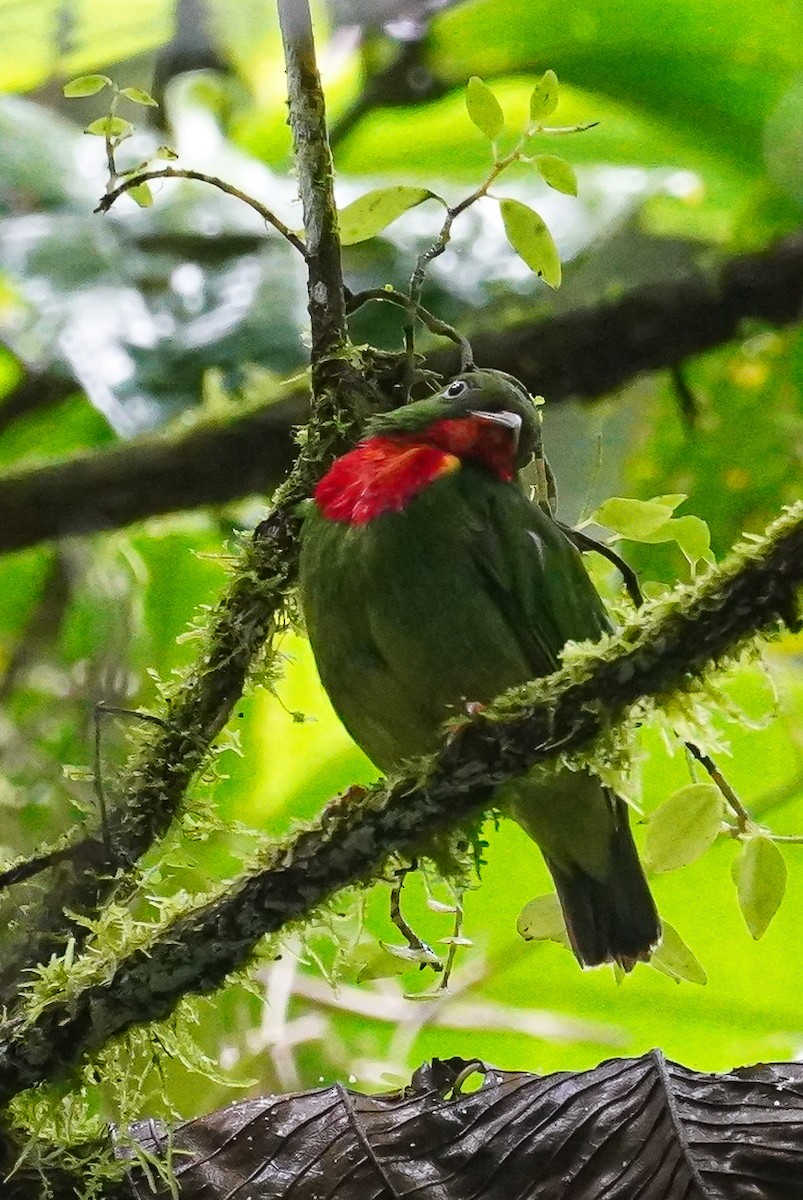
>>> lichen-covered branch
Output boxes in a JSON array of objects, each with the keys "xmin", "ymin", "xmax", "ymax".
[
  {"xmin": 0, "ymin": 502, "xmax": 799, "ymax": 1106},
  {"xmin": 0, "ymin": 0, "xmax": 378, "ymax": 1007},
  {"xmin": 1, "ymin": 232, "xmax": 800, "ymax": 555}
]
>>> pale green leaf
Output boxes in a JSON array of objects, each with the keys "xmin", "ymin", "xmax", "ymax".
[
  {"xmin": 63, "ymin": 74, "xmax": 111, "ymax": 97},
  {"xmin": 634, "ymin": 513, "xmax": 712, "ymax": 566},
  {"xmin": 155, "ymin": 145, "xmax": 179, "ymax": 160},
  {"xmin": 534, "ymin": 154, "xmax": 577, "ymax": 195},
  {"xmin": 529, "ymin": 69, "xmax": 559, "ymax": 123},
  {"xmin": 651, "ymin": 922, "xmax": 707, "ymax": 985},
  {"xmin": 466, "ymin": 76, "xmax": 505, "ymax": 141},
  {"xmin": 592, "ymin": 496, "xmax": 675, "ymax": 539},
  {"xmin": 127, "ymin": 182, "xmax": 153, "ymax": 208},
  {"xmin": 732, "ymin": 836, "xmax": 787, "ymax": 939},
  {"xmin": 120, "ymin": 86, "xmax": 159, "ymax": 107},
  {"xmin": 668, "ymin": 514, "xmax": 712, "ymax": 565},
  {"xmin": 84, "ymin": 116, "xmax": 133, "ymax": 139},
  {"xmin": 338, "ymin": 186, "xmax": 440, "ymax": 246},
  {"xmin": 645, "ymin": 783, "xmax": 724, "ymax": 873},
  {"xmin": 499, "ymin": 198, "xmax": 561, "ymax": 288},
  {"xmin": 651, "ymin": 493, "xmax": 687, "ymax": 511},
  {"xmin": 516, "ymin": 893, "xmax": 570, "ymax": 947}
]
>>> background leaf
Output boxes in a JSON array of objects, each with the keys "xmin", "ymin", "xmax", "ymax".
[
  {"xmin": 466, "ymin": 76, "xmax": 505, "ymax": 140},
  {"xmin": 732, "ymin": 836, "xmax": 787, "ymax": 939},
  {"xmin": 499, "ymin": 198, "xmax": 562, "ymax": 287},
  {"xmin": 645, "ymin": 785, "xmax": 724, "ymax": 873},
  {"xmin": 337, "ymin": 186, "xmax": 440, "ymax": 246}
]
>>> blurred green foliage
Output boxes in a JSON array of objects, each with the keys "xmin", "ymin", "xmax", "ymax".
[{"xmin": 0, "ymin": 0, "xmax": 801, "ymax": 1135}]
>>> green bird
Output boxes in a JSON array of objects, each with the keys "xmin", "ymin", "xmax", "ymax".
[{"xmin": 298, "ymin": 369, "xmax": 659, "ymax": 969}]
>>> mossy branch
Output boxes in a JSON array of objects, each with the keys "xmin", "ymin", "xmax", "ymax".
[
  {"xmin": 0, "ymin": 0, "xmax": 379, "ymax": 1006},
  {"xmin": 0, "ymin": 502, "xmax": 799, "ymax": 1105}
]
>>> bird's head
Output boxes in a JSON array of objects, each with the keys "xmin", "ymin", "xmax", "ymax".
[{"xmin": 365, "ymin": 369, "xmax": 542, "ymax": 473}]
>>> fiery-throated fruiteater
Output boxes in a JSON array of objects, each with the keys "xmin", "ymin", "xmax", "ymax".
[{"xmin": 299, "ymin": 370, "xmax": 659, "ymax": 969}]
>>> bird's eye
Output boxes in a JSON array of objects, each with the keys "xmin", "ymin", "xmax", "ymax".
[{"xmin": 444, "ymin": 380, "xmax": 468, "ymax": 398}]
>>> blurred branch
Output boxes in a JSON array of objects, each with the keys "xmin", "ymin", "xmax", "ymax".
[
  {"xmin": 0, "ymin": 501, "xmax": 800, "ymax": 1103},
  {"xmin": 1, "ymin": 232, "xmax": 801, "ymax": 554},
  {"xmin": 0, "ymin": 365, "xmax": 75, "ymax": 438},
  {"xmin": 328, "ymin": 35, "xmax": 448, "ymax": 149}
]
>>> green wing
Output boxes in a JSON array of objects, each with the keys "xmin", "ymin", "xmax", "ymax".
[{"xmin": 299, "ymin": 463, "xmax": 610, "ymax": 770}]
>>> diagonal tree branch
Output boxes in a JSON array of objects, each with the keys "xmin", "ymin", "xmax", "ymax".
[
  {"xmin": 0, "ymin": 501, "xmax": 799, "ymax": 1106},
  {"xmin": 0, "ymin": 231, "xmax": 800, "ymax": 555},
  {"xmin": 0, "ymin": 0, "xmax": 379, "ymax": 1009}
]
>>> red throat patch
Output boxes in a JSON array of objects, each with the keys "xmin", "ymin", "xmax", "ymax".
[
  {"xmin": 314, "ymin": 437, "xmax": 459, "ymax": 524},
  {"xmin": 314, "ymin": 416, "xmax": 518, "ymax": 525}
]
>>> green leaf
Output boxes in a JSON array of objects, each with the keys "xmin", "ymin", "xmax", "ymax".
[
  {"xmin": 155, "ymin": 145, "xmax": 179, "ymax": 160},
  {"xmin": 667, "ymin": 514, "xmax": 712, "ymax": 565},
  {"xmin": 529, "ymin": 69, "xmax": 559, "ymax": 123},
  {"xmin": 63, "ymin": 74, "xmax": 111, "ymax": 98},
  {"xmin": 83, "ymin": 116, "xmax": 133, "ymax": 139},
  {"xmin": 127, "ymin": 182, "xmax": 153, "ymax": 208},
  {"xmin": 651, "ymin": 494, "xmax": 688, "ymax": 511},
  {"xmin": 732, "ymin": 836, "xmax": 787, "ymax": 939},
  {"xmin": 516, "ymin": 893, "xmax": 571, "ymax": 948},
  {"xmin": 645, "ymin": 783, "xmax": 724, "ymax": 873},
  {"xmin": 120, "ymin": 86, "xmax": 159, "ymax": 107},
  {"xmin": 466, "ymin": 76, "xmax": 505, "ymax": 141},
  {"xmin": 499, "ymin": 198, "xmax": 561, "ymax": 288},
  {"xmin": 593, "ymin": 496, "xmax": 675, "ymax": 539},
  {"xmin": 651, "ymin": 922, "xmax": 707, "ymax": 985},
  {"xmin": 534, "ymin": 154, "xmax": 577, "ymax": 195},
  {"xmin": 337, "ymin": 186, "xmax": 441, "ymax": 246}
]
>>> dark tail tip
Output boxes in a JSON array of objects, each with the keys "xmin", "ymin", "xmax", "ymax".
[{"xmin": 545, "ymin": 806, "xmax": 660, "ymax": 972}]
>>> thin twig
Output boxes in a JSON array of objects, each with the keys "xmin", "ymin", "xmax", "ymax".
[
  {"xmin": 95, "ymin": 168, "xmax": 308, "ymax": 257},
  {"xmin": 346, "ymin": 286, "xmax": 473, "ymax": 368}
]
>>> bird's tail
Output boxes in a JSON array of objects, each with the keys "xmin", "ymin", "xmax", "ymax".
[
  {"xmin": 507, "ymin": 772, "xmax": 659, "ymax": 971},
  {"xmin": 544, "ymin": 792, "xmax": 659, "ymax": 971}
]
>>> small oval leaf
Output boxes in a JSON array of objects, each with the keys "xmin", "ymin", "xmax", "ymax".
[
  {"xmin": 534, "ymin": 154, "xmax": 577, "ymax": 195},
  {"xmin": 63, "ymin": 74, "xmax": 111, "ymax": 97},
  {"xmin": 529, "ymin": 69, "xmax": 559, "ymax": 123},
  {"xmin": 593, "ymin": 496, "xmax": 675, "ymax": 539},
  {"xmin": 120, "ymin": 86, "xmax": 159, "ymax": 106},
  {"xmin": 84, "ymin": 115, "xmax": 133, "ymax": 139},
  {"xmin": 127, "ymin": 182, "xmax": 154, "ymax": 208},
  {"xmin": 651, "ymin": 921, "xmax": 707, "ymax": 985},
  {"xmin": 668, "ymin": 514, "xmax": 712, "ymax": 565},
  {"xmin": 466, "ymin": 76, "xmax": 505, "ymax": 141},
  {"xmin": 499, "ymin": 198, "xmax": 561, "ymax": 288},
  {"xmin": 338, "ymin": 186, "xmax": 440, "ymax": 246},
  {"xmin": 645, "ymin": 783, "xmax": 724, "ymax": 873},
  {"xmin": 732, "ymin": 836, "xmax": 787, "ymax": 939},
  {"xmin": 516, "ymin": 893, "xmax": 570, "ymax": 947},
  {"xmin": 155, "ymin": 145, "xmax": 179, "ymax": 160}
]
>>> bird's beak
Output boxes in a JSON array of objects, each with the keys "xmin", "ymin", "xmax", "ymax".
[{"xmin": 470, "ymin": 409, "xmax": 522, "ymax": 447}]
